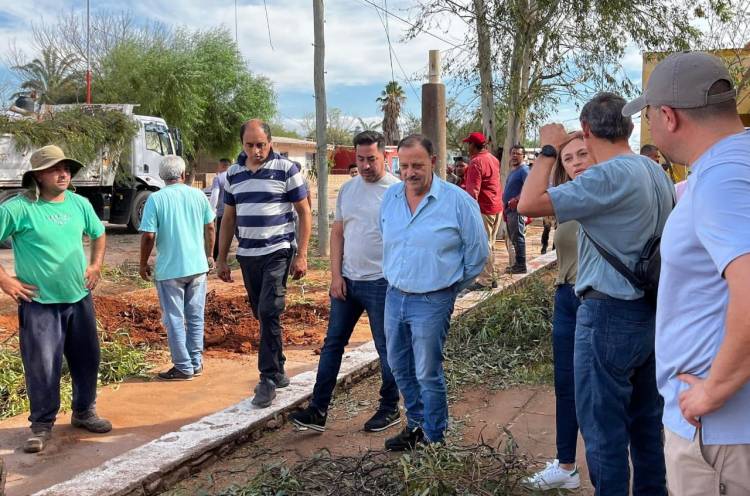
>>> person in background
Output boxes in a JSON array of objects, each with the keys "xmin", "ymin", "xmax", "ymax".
[
  {"xmin": 521, "ymin": 133, "xmax": 595, "ymax": 491},
  {"xmin": 139, "ymin": 155, "xmax": 215, "ymax": 381},
  {"xmin": 348, "ymin": 163, "xmax": 359, "ymax": 178},
  {"xmin": 503, "ymin": 145, "xmax": 529, "ymax": 273},
  {"xmin": 209, "ymin": 158, "xmax": 231, "ymax": 260},
  {"xmin": 640, "ymin": 144, "xmax": 661, "ymax": 163}
]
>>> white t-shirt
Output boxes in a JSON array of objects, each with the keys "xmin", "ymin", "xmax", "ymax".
[{"xmin": 336, "ymin": 173, "xmax": 400, "ymax": 280}]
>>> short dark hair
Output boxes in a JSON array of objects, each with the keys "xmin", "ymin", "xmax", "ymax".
[
  {"xmin": 579, "ymin": 92, "xmax": 634, "ymax": 143},
  {"xmin": 397, "ymin": 134, "xmax": 434, "ymax": 156},
  {"xmin": 511, "ymin": 144, "xmax": 525, "ymax": 154},
  {"xmin": 352, "ymin": 130, "xmax": 385, "ymax": 152},
  {"xmin": 677, "ymin": 80, "xmax": 738, "ymax": 121},
  {"xmin": 640, "ymin": 144, "xmax": 658, "ymax": 156},
  {"xmin": 348, "ymin": 163, "xmax": 358, "ymax": 171},
  {"xmin": 219, "ymin": 158, "xmax": 232, "ymax": 165},
  {"xmin": 240, "ymin": 119, "xmax": 272, "ymax": 143},
  {"xmin": 453, "ymin": 156, "xmax": 465, "ymax": 162}
]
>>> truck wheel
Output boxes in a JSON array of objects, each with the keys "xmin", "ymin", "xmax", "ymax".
[
  {"xmin": 0, "ymin": 190, "xmax": 23, "ymax": 249},
  {"xmin": 127, "ymin": 190, "xmax": 151, "ymax": 233}
]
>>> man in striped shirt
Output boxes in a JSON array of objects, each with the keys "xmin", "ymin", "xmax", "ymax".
[{"xmin": 216, "ymin": 119, "xmax": 311, "ymax": 408}]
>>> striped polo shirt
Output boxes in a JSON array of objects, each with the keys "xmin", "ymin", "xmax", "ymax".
[{"xmin": 224, "ymin": 151, "xmax": 308, "ymax": 257}]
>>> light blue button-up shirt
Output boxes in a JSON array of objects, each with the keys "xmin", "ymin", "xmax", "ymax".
[
  {"xmin": 379, "ymin": 174, "xmax": 488, "ymax": 293},
  {"xmin": 657, "ymin": 130, "xmax": 750, "ymax": 445}
]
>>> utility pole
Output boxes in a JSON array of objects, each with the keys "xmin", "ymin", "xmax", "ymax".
[
  {"xmin": 474, "ymin": 0, "xmax": 494, "ymax": 149},
  {"xmin": 313, "ymin": 0, "xmax": 329, "ymax": 256},
  {"xmin": 421, "ymin": 50, "xmax": 447, "ymax": 178},
  {"xmin": 86, "ymin": 0, "xmax": 91, "ymax": 104}
]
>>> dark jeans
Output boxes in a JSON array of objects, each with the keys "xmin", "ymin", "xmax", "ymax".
[
  {"xmin": 212, "ymin": 215, "xmax": 222, "ymax": 260},
  {"xmin": 310, "ymin": 278, "xmax": 399, "ymax": 413},
  {"xmin": 541, "ymin": 224, "xmax": 551, "ymax": 252},
  {"xmin": 552, "ymin": 284, "xmax": 580, "ymax": 464},
  {"xmin": 574, "ymin": 296, "xmax": 666, "ymax": 495},
  {"xmin": 237, "ymin": 248, "xmax": 292, "ymax": 381},
  {"xmin": 19, "ymin": 293, "xmax": 100, "ymax": 431},
  {"xmin": 506, "ymin": 210, "xmax": 526, "ymax": 268}
]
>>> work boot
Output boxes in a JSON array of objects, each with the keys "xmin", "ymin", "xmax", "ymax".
[
  {"xmin": 71, "ymin": 410, "xmax": 112, "ymax": 433},
  {"xmin": 364, "ymin": 408, "xmax": 401, "ymax": 432},
  {"xmin": 273, "ymin": 372, "xmax": 290, "ymax": 388},
  {"xmin": 384, "ymin": 425, "xmax": 424, "ymax": 451},
  {"xmin": 289, "ymin": 406, "xmax": 327, "ymax": 432},
  {"xmin": 23, "ymin": 428, "xmax": 51, "ymax": 453},
  {"xmin": 252, "ymin": 378, "xmax": 277, "ymax": 408}
]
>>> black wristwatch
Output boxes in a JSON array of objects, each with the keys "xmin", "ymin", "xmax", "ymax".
[{"xmin": 539, "ymin": 144, "xmax": 557, "ymax": 159}]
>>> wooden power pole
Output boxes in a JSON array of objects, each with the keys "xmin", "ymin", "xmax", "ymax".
[
  {"xmin": 313, "ymin": 0, "xmax": 329, "ymax": 257},
  {"xmin": 421, "ymin": 50, "xmax": 447, "ymax": 178},
  {"xmin": 474, "ymin": 0, "xmax": 495, "ymax": 149}
]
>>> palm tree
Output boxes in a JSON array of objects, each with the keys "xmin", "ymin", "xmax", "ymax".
[
  {"xmin": 376, "ymin": 81, "xmax": 405, "ymax": 145},
  {"xmin": 13, "ymin": 47, "xmax": 81, "ymax": 104}
]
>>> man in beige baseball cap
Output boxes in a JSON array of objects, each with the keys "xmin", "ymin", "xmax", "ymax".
[
  {"xmin": 0, "ymin": 144, "xmax": 111, "ymax": 453},
  {"xmin": 629, "ymin": 51, "xmax": 750, "ymax": 495}
]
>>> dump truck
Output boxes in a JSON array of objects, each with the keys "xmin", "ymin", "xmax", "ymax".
[{"xmin": 0, "ymin": 103, "xmax": 182, "ymax": 235}]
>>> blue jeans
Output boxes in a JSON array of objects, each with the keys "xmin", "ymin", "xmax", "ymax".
[
  {"xmin": 310, "ymin": 278, "xmax": 399, "ymax": 413},
  {"xmin": 552, "ymin": 284, "xmax": 580, "ymax": 465},
  {"xmin": 155, "ymin": 273, "xmax": 208, "ymax": 375},
  {"xmin": 385, "ymin": 284, "xmax": 457, "ymax": 442},
  {"xmin": 19, "ymin": 293, "xmax": 100, "ymax": 430},
  {"xmin": 574, "ymin": 296, "xmax": 666, "ymax": 495}
]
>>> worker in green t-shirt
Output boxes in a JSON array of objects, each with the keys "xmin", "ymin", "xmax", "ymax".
[{"xmin": 0, "ymin": 145, "xmax": 111, "ymax": 454}]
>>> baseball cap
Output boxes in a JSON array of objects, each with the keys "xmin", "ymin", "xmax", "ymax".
[
  {"xmin": 622, "ymin": 51, "xmax": 736, "ymax": 116},
  {"xmin": 462, "ymin": 132, "xmax": 487, "ymax": 145}
]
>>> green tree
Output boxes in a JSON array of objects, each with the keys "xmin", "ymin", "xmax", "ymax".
[
  {"xmin": 377, "ymin": 81, "xmax": 406, "ymax": 145},
  {"xmin": 12, "ymin": 47, "xmax": 81, "ymax": 103},
  {"xmin": 96, "ymin": 27, "xmax": 275, "ymax": 163},
  {"xmin": 301, "ymin": 108, "xmax": 354, "ymax": 145}
]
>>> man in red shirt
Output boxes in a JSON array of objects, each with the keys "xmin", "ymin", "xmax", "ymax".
[{"xmin": 462, "ymin": 132, "xmax": 503, "ymax": 289}]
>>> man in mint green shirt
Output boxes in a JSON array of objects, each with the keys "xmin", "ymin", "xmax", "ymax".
[
  {"xmin": 139, "ymin": 155, "xmax": 215, "ymax": 381},
  {"xmin": 0, "ymin": 145, "xmax": 112, "ymax": 453}
]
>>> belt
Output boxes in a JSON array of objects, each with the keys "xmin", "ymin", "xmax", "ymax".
[
  {"xmin": 580, "ymin": 288, "xmax": 609, "ymax": 300},
  {"xmin": 392, "ymin": 283, "xmax": 457, "ymax": 296}
]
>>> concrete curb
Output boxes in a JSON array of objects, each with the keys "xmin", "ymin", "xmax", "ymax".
[{"xmin": 34, "ymin": 252, "xmax": 557, "ymax": 496}]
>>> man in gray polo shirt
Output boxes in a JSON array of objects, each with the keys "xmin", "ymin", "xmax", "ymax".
[
  {"xmin": 623, "ymin": 51, "xmax": 750, "ymax": 494},
  {"xmin": 519, "ymin": 93, "xmax": 674, "ymax": 495}
]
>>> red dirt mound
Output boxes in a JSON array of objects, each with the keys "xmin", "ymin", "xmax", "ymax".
[{"xmin": 95, "ymin": 290, "xmax": 329, "ymax": 354}]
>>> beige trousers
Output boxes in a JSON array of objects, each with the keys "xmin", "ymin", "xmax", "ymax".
[
  {"xmin": 479, "ymin": 213, "xmax": 501, "ymax": 285},
  {"xmin": 665, "ymin": 428, "xmax": 750, "ymax": 495}
]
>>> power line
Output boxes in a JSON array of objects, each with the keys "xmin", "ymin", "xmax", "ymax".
[
  {"xmin": 383, "ymin": 0, "xmax": 394, "ymax": 81},
  {"xmin": 263, "ymin": 0, "xmax": 275, "ymax": 50},
  {"xmin": 357, "ymin": 0, "xmax": 466, "ymax": 50}
]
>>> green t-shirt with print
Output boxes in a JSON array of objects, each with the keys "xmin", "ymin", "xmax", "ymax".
[{"xmin": 0, "ymin": 191, "xmax": 105, "ymax": 304}]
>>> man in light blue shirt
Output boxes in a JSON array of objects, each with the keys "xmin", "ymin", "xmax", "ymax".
[
  {"xmin": 379, "ymin": 134, "xmax": 487, "ymax": 450},
  {"xmin": 624, "ymin": 51, "xmax": 750, "ymax": 494},
  {"xmin": 139, "ymin": 155, "xmax": 215, "ymax": 381},
  {"xmin": 519, "ymin": 93, "xmax": 673, "ymax": 495}
]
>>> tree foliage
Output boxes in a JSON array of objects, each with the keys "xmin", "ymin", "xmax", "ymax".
[
  {"xmin": 95, "ymin": 27, "xmax": 276, "ymax": 161},
  {"xmin": 12, "ymin": 47, "xmax": 82, "ymax": 104},
  {"xmin": 301, "ymin": 108, "xmax": 354, "ymax": 146},
  {"xmin": 377, "ymin": 81, "xmax": 406, "ymax": 145}
]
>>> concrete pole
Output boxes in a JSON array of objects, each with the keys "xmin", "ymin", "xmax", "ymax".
[
  {"xmin": 313, "ymin": 0, "xmax": 329, "ymax": 256},
  {"xmin": 421, "ymin": 50, "xmax": 447, "ymax": 179}
]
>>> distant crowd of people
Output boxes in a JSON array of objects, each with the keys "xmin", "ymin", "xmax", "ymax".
[{"xmin": 1, "ymin": 51, "xmax": 748, "ymax": 496}]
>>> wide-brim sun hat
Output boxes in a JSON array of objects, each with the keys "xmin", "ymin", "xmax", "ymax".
[{"xmin": 21, "ymin": 145, "xmax": 85, "ymax": 189}]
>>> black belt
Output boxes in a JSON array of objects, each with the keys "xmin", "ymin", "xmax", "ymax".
[{"xmin": 580, "ymin": 288, "xmax": 609, "ymax": 300}]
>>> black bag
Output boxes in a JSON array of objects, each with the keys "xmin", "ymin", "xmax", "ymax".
[{"xmin": 582, "ymin": 163, "xmax": 673, "ymax": 306}]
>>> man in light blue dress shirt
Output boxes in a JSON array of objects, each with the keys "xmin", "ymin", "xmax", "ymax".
[
  {"xmin": 379, "ymin": 134, "xmax": 488, "ymax": 450},
  {"xmin": 624, "ymin": 51, "xmax": 750, "ymax": 494}
]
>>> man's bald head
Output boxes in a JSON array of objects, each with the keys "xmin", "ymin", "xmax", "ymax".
[
  {"xmin": 241, "ymin": 119, "xmax": 274, "ymax": 167},
  {"xmin": 240, "ymin": 119, "xmax": 272, "ymax": 143}
]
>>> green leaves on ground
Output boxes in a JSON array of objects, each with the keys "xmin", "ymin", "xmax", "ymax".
[{"xmin": 0, "ymin": 332, "xmax": 149, "ymax": 420}]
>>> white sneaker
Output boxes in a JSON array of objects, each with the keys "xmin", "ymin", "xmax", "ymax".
[{"xmin": 521, "ymin": 459, "xmax": 581, "ymax": 490}]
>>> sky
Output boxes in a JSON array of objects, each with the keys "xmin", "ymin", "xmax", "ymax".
[{"xmin": 0, "ymin": 0, "xmax": 646, "ymax": 145}]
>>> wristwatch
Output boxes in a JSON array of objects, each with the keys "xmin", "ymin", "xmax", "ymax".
[{"xmin": 539, "ymin": 144, "xmax": 557, "ymax": 159}]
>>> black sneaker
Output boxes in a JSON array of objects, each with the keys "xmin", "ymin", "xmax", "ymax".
[
  {"xmin": 289, "ymin": 406, "xmax": 327, "ymax": 432},
  {"xmin": 505, "ymin": 265, "xmax": 527, "ymax": 274},
  {"xmin": 384, "ymin": 425, "xmax": 424, "ymax": 451},
  {"xmin": 364, "ymin": 409, "xmax": 401, "ymax": 432},
  {"xmin": 273, "ymin": 372, "xmax": 290, "ymax": 388},
  {"xmin": 158, "ymin": 367, "xmax": 193, "ymax": 381},
  {"xmin": 252, "ymin": 378, "xmax": 277, "ymax": 408},
  {"xmin": 194, "ymin": 365, "xmax": 203, "ymax": 376}
]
